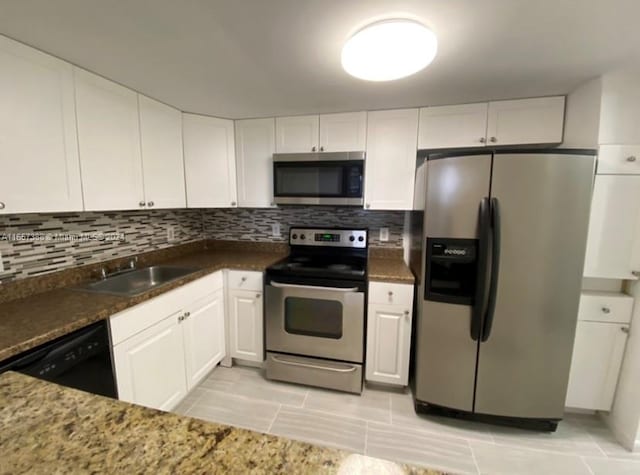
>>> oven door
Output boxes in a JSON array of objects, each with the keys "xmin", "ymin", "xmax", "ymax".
[
  {"xmin": 265, "ymin": 280, "xmax": 365, "ymax": 363},
  {"xmin": 273, "ymin": 155, "xmax": 364, "ymax": 205}
]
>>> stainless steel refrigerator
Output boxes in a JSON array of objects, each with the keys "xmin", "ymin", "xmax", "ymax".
[{"xmin": 413, "ymin": 148, "xmax": 596, "ymax": 431}]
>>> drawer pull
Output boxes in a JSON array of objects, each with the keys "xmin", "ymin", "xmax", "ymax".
[
  {"xmin": 626, "ymin": 156, "xmax": 637, "ymax": 162},
  {"xmin": 271, "ymin": 355, "xmax": 357, "ymax": 373},
  {"xmin": 621, "ymin": 326, "xmax": 630, "ymax": 334},
  {"xmin": 601, "ymin": 307, "xmax": 611, "ymax": 314}
]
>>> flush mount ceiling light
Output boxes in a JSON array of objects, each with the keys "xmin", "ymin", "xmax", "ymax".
[{"xmin": 341, "ymin": 19, "xmax": 437, "ymax": 81}]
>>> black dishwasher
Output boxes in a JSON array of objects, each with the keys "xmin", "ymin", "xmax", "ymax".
[{"xmin": 0, "ymin": 320, "xmax": 117, "ymax": 398}]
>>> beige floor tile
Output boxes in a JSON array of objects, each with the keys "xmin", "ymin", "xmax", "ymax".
[
  {"xmin": 303, "ymin": 385, "xmax": 391, "ymax": 423},
  {"xmin": 367, "ymin": 422, "xmax": 478, "ymax": 474},
  {"xmin": 470, "ymin": 440, "xmax": 592, "ymax": 475},
  {"xmin": 584, "ymin": 456, "xmax": 640, "ymax": 475},
  {"xmin": 269, "ymin": 406, "xmax": 367, "ymax": 453}
]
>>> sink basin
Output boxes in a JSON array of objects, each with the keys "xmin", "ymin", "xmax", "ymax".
[{"xmin": 76, "ymin": 265, "xmax": 200, "ymax": 297}]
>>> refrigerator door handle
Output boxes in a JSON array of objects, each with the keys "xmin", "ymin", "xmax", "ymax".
[
  {"xmin": 471, "ymin": 197, "xmax": 491, "ymax": 341},
  {"xmin": 481, "ymin": 197, "xmax": 502, "ymax": 342}
]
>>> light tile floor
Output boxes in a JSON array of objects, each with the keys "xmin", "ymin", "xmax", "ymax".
[{"xmin": 172, "ymin": 365, "xmax": 640, "ymax": 474}]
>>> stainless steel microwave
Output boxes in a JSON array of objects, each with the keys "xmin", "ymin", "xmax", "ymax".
[{"xmin": 273, "ymin": 152, "xmax": 365, "ymax": 206}]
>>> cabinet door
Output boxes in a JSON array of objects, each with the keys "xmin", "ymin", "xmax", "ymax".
[
  {"xmin": 418, "ymin": 103, "xmax": 488, "ymax": 149},
  {"xmin": 365, "ymin": 303, "xmax": 412, "ymax": 386},
  {"xmin": 229, "ymin": 289, "xmax": 264, "ymax": 362},
  {"xmin": 275, "ymin": 115, "xmax": 319, "ymax": 153},
  {"xmin": 113, "ymin": 312, "xmax": 187, "ymax": 411},
  {"xmin": 75, "ymin": 68, "xmax": 145, "ymax": 211},
  {"xmin": 566, "ymin": 321, "xmax": 629, "ymax": 410},
  {"xmin": 183, "ymin": 113, "xmax": 237, "ymax": 208},
  {"xmin": 486, "ymin": 96, "xmax": 565, "ymax": 146},
  {"xmin": 0, "ymin": 36, "xmax": 83, "ymax": 214},
  {"xmin": 584, "ymin": 175, "xmax": 640, "ymax": 279},
  {"xmin": 319, "ymin": 112, "xmax": 367, "ymax": 152},
  {"xmin": 235, "ymin": 118, "xmax": 276, "ymax": 208},
  {"xmin": 138, "ymin": 95, "xmax": 186, "ymax": 209},
  {"xmin": 364, "ymin": 109, "xmax": 419, "ymax": 210},
  {"xmin": 183, "ymin": 289, "xmax": 226, "ymax": 389}
]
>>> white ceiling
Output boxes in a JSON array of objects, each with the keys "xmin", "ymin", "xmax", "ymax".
[{"xmin": 1, "ymin": 0, "xmax": 639, "ymax": 119}]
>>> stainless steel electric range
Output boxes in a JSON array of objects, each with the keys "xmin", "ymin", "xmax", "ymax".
[{"xmin": 264, "ymin": 227, "xmax": 368, "ymax": 394}]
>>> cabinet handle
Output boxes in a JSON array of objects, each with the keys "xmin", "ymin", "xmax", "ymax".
[
  {"xmin": 621, "ymin": 326, "xmax": 630, "ymax": 334},
  {"xmin": 147, "ymin": 201, "xmax": 154, "ymax": 207},
  {"xmin": 256, "ymin": 293, "xmax": 261, "ymax": 299},
  {"xmin": 0, "ymin": 201, "xmax": 5, "ymax": 210},
  {"xmin": 404, "ymin": 310, "xmax": 409, "ymax": 319},
  {"xmin": 489, "ymin": 136, "xmax": 497, "ymax": 143},
  {"xmin": 602, "ymin": 307, "xmax": 611, "ymax": 314},
  {"xmin": 388, "ymin": 291, "xmax": 394, "ymax": 296},
  {"xmin": 139, "ymin": 201, "xmax": 146, "ymax": 207},
  {"xmin": 479, "ymin": 137, "xmax": 486, "ymax": 143},
  {"xmin": 311, "ymin": 146, "xmax": 317, "ymax": 152},
  {"xmin": 178, "ymin": 315, "xmax": 184, "ymax": 323},
  {"xmin": 184, "ymin": 311, "xmax": 190, "ymax": 317},
  {"xmin": 633, "ymin": 271, "xmax": 640, "ymax": 277},
  {"xmin": 320, "ymin": 146, "xmax": 324, "ymax": 152},
  {"xmin": 231, "ymin": 201, "xmax": 237, "ymax": 206},
  {"xmin": 626, "ymin": 156, "xmax": 637, "ymax": 162},
  {"xmin": 241, "ymin": 276, "xmax": 247, "ymax": 283}
]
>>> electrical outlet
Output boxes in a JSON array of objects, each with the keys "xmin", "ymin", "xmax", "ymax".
[
  {"xmin": 167, "ymin": 225, "xmax": 176, "ymax": 243},
  {"xmin": 379, "ymin": 227, "xmax": 390, "ymax": 242},
  {"xmin": 272, "ymin": 223, "xmax": 281, "ymax": 237}
]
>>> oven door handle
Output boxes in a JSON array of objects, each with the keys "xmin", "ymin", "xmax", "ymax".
[
  {"xmin": 269, "ymin": 281, "xmax": 360, "ymax": 293},
  {"xmin": 270, "ymin": 355, "xmax": 358, "ymax": 373}
]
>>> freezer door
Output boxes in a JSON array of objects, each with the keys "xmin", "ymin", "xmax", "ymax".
[
  {"xmin": 415, "ymin": 153, "xmax": 492, "ymax": 411},
  {"xmin": 474, "ymin": 152, "xmax": 595, "ymax": 419}
]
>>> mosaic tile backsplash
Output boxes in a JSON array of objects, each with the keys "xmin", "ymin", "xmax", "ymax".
[
  {"xmin": 202, "ymin": 207, "xmax": 405, "ymax": 248},
  {"xmin": 0, "ymin": 207, "xmax": 404, "ymax": 283}
]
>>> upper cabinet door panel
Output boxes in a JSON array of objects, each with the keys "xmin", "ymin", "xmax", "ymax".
[
  {"xmin": 183, "ymin": 113, "xmax": 237, "ymax": 208},
  {"xmin": 75, "ymin": 68, "xmax": 144, "ymax": 211},
  {"xmin": 418, "ymin": 103, "xmax": 488, "ymax": 149},
  {"xmin": 319, "ymin": 112, "xmax": 367, "ymax": 152},
  {"xmin": 486, "ymin": 96, "xmax": 565, "ymax": 146},
  {"xmin": 275, "ymin": 115, "xmax": 319, "ymax": 153},
  {"xmin": 138, "ymin": 95, "xmax": 186, "ymax": 209},
  {"xmin": 364, "ymin": 109, "xmax": 419, "ymax": 210},
  {"xmin": 0, "ymin": 36, "xmax": 83, "ymax": 214},
  {"xmin": 235, "ymin": 118, "xmax": 276, "ymax": 208}
]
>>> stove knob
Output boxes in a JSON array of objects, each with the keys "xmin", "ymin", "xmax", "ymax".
[
  {"xmin": 358, "ymin": 236, "xmax": 364, "ymax": 242},
  {"xmin": 349, "ymin": 236, "xmax": 355, "ymax": 242},
  {"xmin": 292, "ymin": 234, "xmax": 298, "ymax": 240},
  {"xmin": 300, "ymin": 234, "xmax": 306, "ymax": 240}
]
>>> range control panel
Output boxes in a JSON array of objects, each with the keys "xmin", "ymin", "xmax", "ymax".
[{"xmin": 289, "ymin": 228, "xmax": 368, "ymax": 248}]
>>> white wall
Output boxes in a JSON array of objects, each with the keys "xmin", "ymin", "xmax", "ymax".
[
  {"xmin": 562, "ymin": 77, "xmax": 602, "ymax": 149},
  {"xmin": 599, "ymin": 68, "xmax": 640, "ymax": 145}
]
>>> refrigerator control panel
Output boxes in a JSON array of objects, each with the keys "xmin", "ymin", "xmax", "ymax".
[{"xmin": 424, "ymin": 238, "xmax": 478, "ymax": 306}]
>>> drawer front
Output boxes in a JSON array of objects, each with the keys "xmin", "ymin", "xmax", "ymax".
[
  {"xmin": 598, "ymin": 145, "xmax": 640, "ymax": 175},
  {"xmin": 578, "ymin": 292, "xmax": 633, "ymax": 324},
  {"xmin": 227, "ymin": 270, "xmax": 263, "ymax": 291},
  {"xmin": 368, "ymin": 281, "xmax": 414, "ymax": 306}
]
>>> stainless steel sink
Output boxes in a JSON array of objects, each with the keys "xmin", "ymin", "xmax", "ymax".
[{"xmin": 76, "ymin": 265, "xmax": 200, "ymax": 297}]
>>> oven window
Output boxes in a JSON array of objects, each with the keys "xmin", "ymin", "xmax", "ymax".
[
  {"xmin": 284, "ymin": 297, "xmax": 343, "ymax": 339},
  {"xmin": 275, "ymin": 165, "xmax": 343, "ymax": 196}
]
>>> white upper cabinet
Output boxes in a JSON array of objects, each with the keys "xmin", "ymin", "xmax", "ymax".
[
  {"xmin": 0, "ymin": 35, "xmax": 83, "ymax": 214},
  {"xmin": 183, "ymin": 113, "xmax": 237, "ymax": 208},
  {"xmin": 418, "ymin": 103, "xmax": 489, "ymax": 149},
  {"xmin": 235, "ymin": 118, "xmax": 276, "ymax": 208},
  {"xmin": 486, "ymin": 96, "xmax": 565, "ymax": 146},
  {"xmin": 583, "ymin": 175, "xmax": 640, "ymax": 279},
  {"xmin": 319, "ymin": 112, "xmax": 367, "ymax": 152},
  {"xmin": 275, "ymin": 115, "xmax": 319, "ymax": 153},
  {"xmin": 75, "ymin": 68, "xmax": 145, "ymax": 211},
  {"xmin": 138, "ymin": 95, "xmax": 186, "ymax": 209},
  {"xmin": 364, "ymin": 109, "xmax": 419, "ymax": 210}
]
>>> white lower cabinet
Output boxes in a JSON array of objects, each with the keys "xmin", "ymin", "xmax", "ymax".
[
  {"xmin": 565, "ymin": 291, "xmax": 633, "ymax": 411},
  {"xmin": 111, "ymin": 272, "xmax": 226, "ymax": 411},
  {"xmin": 366, "ymin": 282, "xmax": 414, "ymax": 386},
  {"xmin": 112, "ymin": 311, "xmax": 188, "ymax": 411},
  {"xmin": 183, "ymin": 290, "xmax": 226, "ymax": 389},
  {"xmin": 227, "ymin": 270, "xmax": 264, "ymax": 362}
]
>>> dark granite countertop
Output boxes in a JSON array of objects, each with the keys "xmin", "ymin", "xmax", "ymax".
[
  {"xmin": 368, "ymin": 248, "xmax": 416, "ymax": 284},
  {"xmin": 0, "ymin": 241, "xmax": 287, "ymax": 362},
  {"xmin": 0, "ymin": 372, "xmax": 439, "ymax": 474}
]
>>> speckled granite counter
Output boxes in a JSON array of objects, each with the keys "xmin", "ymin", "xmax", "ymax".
[
  {"xmin": 368, "ymin": 249, "xmax": 415, "ymax": 284},
  {"xmin": 0, "ymin": 372, "xmax": 439, "ymax": 475},
  {"xmin": 0, "ymin": 241, "xmax": 287, "ymax": 362}
]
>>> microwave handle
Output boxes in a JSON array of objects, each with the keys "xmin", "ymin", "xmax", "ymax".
[{"xmin": 269, "ymin": 281, "xmax": 359, "ymax": 293}]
